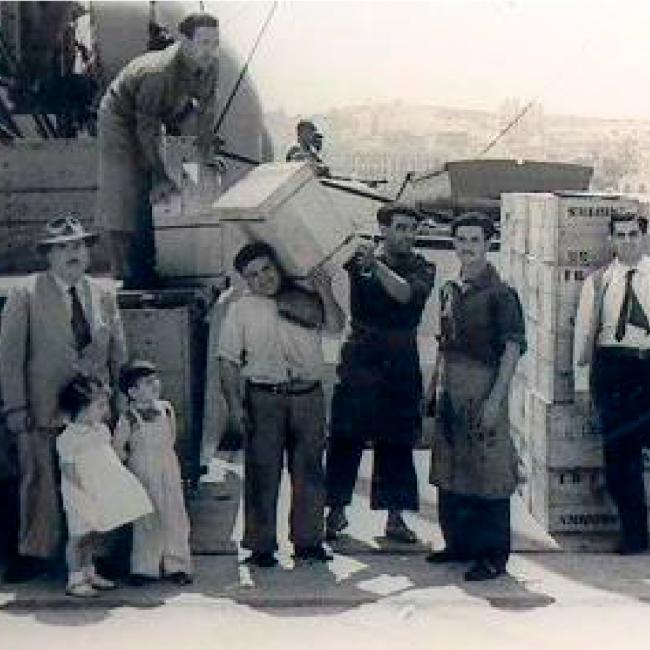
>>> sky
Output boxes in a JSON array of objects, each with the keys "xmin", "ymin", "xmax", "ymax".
[{"xmin": 214, "ymin": 0, "xmax": 650, "ymax": 120}]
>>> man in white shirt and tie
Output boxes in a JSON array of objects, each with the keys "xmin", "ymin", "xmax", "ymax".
[{"xmin": 575, "ymin": 210, "xmax": 650, "ymax": 554}]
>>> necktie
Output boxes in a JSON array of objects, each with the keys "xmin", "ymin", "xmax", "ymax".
[
  {"xmin": 614, "ymin": 268, "xmax": 636, "ymax": 342},
  {"xmin": 69, "ymin": 286, "xmax": 92, "ymax": 351}
]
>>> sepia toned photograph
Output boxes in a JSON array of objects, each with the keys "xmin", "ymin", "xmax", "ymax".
[{"xmin": 1, "ymin": 0, "xmax": 650, "ymax": 648}]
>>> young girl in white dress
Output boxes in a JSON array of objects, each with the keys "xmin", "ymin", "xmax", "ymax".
[
  {"xmin": 57, "ymin": 376, "xmax": 153, "ymax": 598},
  {"xmin": 113, "ymin": 360, "xmax": 193, "ymax": 586}
]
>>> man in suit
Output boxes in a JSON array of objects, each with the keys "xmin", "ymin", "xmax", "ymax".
[
  {"xmin": 0, "ymin": 216, "xmax": 127, "ymax": 582},
  {"xmin": 575, "ymin": 210, "xmax": 650, "ymax": 555}
]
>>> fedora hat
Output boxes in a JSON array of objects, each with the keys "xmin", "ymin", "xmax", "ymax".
[{"xmin": 36, "ymin": 215, "xmax": 99, "ymax": 253}]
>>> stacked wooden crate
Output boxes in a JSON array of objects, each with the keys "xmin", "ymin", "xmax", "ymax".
[
  {"xmin": 501, "ymin": 192, "xmax": 638, "ymax": 534},
  {"xmin": 153, "ymin": 136, "xmax": 231, "ymax": 286},
  {"xmin": 0, "ymin": 139, "xmax": 109, "ymax": 274}
]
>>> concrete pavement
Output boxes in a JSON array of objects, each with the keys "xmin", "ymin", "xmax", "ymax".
[{"xmin": 2, "ymin": 451, "xmax": 650, "ymax": 650}]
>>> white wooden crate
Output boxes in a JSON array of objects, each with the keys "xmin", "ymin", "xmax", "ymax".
[
  {"xmin": 529, "ymin": 390, "xmax": 603, "ymax": 468},
  {"xmin": 529, "ymin": 352, "xmax": 574, "ymax": 403},
  {"xmin": 500, "ymin": 193, "xmax": 530, "ymax": 254},
  {"xmin": 529, "ymin": 461, "xmax": 619, "ymax": 533},
  {"xmin": 527, "ymin": 260, "xmax": 595, "ymax": 331},
  {"xmin": 152, "ymin": 137, "xmax": 229, "ymax": 283},
  {"xmin": 533, "ymin": 323, "xmax": 574, "ymax": 373},
  {"xmin": 526, "ymin": 193, "xmax": 620, "ymax": 266},
  {"xmin": 214, "ymin": 162, "xmax": 357, "ymax": 279}
]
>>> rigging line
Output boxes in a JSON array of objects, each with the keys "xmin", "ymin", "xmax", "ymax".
[
  {"xmin": 396, "ymin": 100, "xmax": 536, "ymax": 199},
  {"xmin": 214, "ymin": 1, "xmax": 278, "ymax": 134},
  {"xmin": 476, "ymin": 99, "xmax": 536, "ymax": 158},
  {"xmin": 221, "ymin": 3, "xmax": 262, "ymax": 28}
]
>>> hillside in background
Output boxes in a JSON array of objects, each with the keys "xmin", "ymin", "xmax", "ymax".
[{"xmin": 264, "ymin": 101, "xmax": 650, "ymax": 196}]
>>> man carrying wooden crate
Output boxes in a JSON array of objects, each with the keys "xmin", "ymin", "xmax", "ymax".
[
  {"xmin": 575, "ymin": 210, "xmax": 650, "ymax": 555},
  {"xmin": 96, "ymin": 12, "xmax": 220, "ymax": 289},
  {"xmin": 218, "ymin": 242, "xmax": 345, "ymax": 568}
]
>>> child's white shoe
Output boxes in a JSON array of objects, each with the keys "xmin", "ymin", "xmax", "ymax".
[
  {"xmin": 66, "ymin": 580, "xmax": 99, "ymax": 598},
  {"xmin": 84, "ymin": 567, "xmax": 117, "ymax": 591},
  {"xmin": 89, "ymin": 574, "xmax": 117, "ymax": 590}
]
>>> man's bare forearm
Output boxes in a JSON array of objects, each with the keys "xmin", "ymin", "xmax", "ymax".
[{"xmin": 219, "ymin": 358, "xmax": 244, "ymax": 409}]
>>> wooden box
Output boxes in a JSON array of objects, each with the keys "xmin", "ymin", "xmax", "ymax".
[
  {"xmin": 118, "ymin": 289, "xmax": 209, "ymax": 483},
  {"xmin": 529, "ymin": 391, "xmax": 603, "ymax": 468},
  {"xmin": 214, "ymin": 162, "xmax": 357, "ymax": 279}
]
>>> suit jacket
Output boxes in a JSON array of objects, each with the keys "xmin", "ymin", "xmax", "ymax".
[{"xmin": 0, "ymin": 272, "xmax": 127, "ymax": 429}]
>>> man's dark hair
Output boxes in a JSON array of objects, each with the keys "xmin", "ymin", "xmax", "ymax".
[
  {"xmin": 451, "ymin": 211, "xmax": 496, "ymax": 240},
  {"xmin": 59, "ymin": 375, "xmax": 106, "ymax": 419},
  {"xmin": 610, "ymin": 210, "xmax": 647, "ymax": 236},
  {"xmin": 178, "ymin": 12, "xmax": 219, "ymax": 39},
  {"xmin": 297, "ymin": 119, "xmax": 317, "ymax": 134},
  {"xmin": 233, "ymin": 241, "xmax": 280, "ymax": 274},
  {"xmin": 119, "ymin": 360, "xmax": 158, "ymax": 395},
  {"xmin": 376, "ymin": 202, "xmax": 422, "ymax": 227}
]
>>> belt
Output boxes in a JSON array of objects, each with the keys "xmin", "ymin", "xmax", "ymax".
[
  {"xmin": 596, "ymin": 346, "xmax": 650, "ymax": 361},
  {"xmin": 247, "ymin": 380, "xmax": 321, "ymax": 396}
]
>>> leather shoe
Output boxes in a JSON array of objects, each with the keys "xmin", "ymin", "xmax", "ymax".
[
  {"xmin": 294, "ymin": 545, "xmax": 333, "ymax": 563},
  {"xmin": 325, "ymin": 508, "xmax": 348, "ymax": 540},
  {"xmin": 3, "ymin": 557, "xmax": 47, "ymax": 584},
  {"xmin": 129, "ymin": 573, "xmax": 157, "ymax": 587},
  {"xmin": 243, "ymin": 552, "xmax": 278, "ymax": 568},
  {"xmin": 464, "ymin": 559, "xmax": 506, "ymax": 582},
  {"xmin": 615, "ymin": 541, "xmax": 649, "ymax": 556},
  {"xmin": 425, "ymin": 548, "xmax": 468, "ymax": 564},
  {"xmin": 167, "ymin": 571, "xmax": 193, "ymax": 586},
  {"xmin": 385, "ymin": 521, "xmax": 418, "ymax": 544}
]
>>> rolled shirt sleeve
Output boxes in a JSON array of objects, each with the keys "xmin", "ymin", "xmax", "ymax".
[
  {"xmin": 495, "ymin": 285, "xmax": 527, "ymax": 355},
  {"xmin": 405, "ymin": 258, "xmax": 437, "ymax": 308}
]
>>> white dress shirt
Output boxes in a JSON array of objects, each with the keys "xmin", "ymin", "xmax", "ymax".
[
  {"xmin": 575, "ymin": 256, "xmax": 650, "ymax": 361},
  {"xmin": 51, "ymin": 273, "xmax": 91, "ymax": 319},
  {"xmin": 217, "ymin": 293, "xmax": 324, "ymax": 383}
]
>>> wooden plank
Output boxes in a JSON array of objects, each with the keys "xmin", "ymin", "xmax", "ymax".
[
  {"xmin": 0, "ymin": 221, "xmax": 110, "ymax": 275},
  {"xmin": 0, "ymin": 139, "xmax": 97, "ymax": 190}
]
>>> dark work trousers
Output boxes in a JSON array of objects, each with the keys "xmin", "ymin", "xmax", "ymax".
[
  {"xmin": 107, "ymin": 205, "xmax": 156, "ymax": 289},
  {"xmin": 438, "ymin": 489, "xmax": 511, "ymax": 569},
  {"xmin": 325, "ymin": 437, "xmax": 419, "ymax": 512},
  {"xmin": 242, "ymin": 384, "xmax": 326, "ymax": 553},
  {"xmin": 591, "ymin": 348, "xmax": 650, "ymax": 549},
  {"xmin": 0, "ymin": 477, "xmax": 20, "ymax": 568}
]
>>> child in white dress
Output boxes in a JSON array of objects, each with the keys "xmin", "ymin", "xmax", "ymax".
[
  {"xmin": 57, "ymin": 376, "xmax": 153, "ymax": 598},
  {"xmin": 113, "ymin": 360, "xmax": 193, "ymax": 586}
]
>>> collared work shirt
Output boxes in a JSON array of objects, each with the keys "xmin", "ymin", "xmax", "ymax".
[
  {"xmin": 217, "ymin": 294, "xmax": 324, "ymax": 383},
  {"xmin": 437, "ymin": 263, "xmax": 527, "ymax": 367},
  {"xmin": 575, "ymin": 256, "xmax": 650, "ymax": 352}
]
